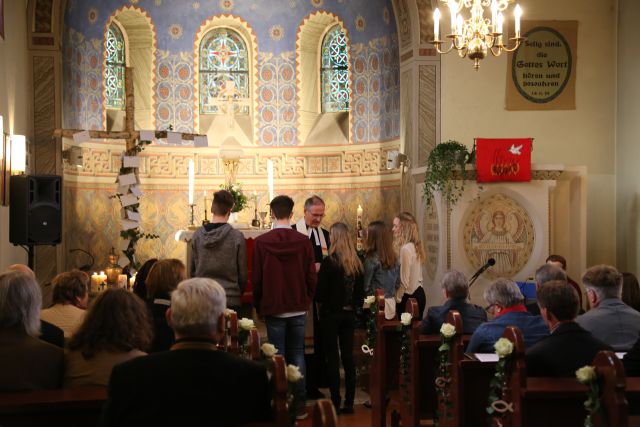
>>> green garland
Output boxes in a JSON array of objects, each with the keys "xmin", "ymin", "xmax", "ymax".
[
  {"xmin": 423, "ymin": 140, "xmax": 472, "ymax": 207},
  {"xmin": 487, "ymin": 338, "xmax": 515, "ymax": 423},
  {"xmin": 434, "ymin": 323, "xmax": 456, "ymax": 426},
  {"xmin": 397, "ymin": 318, "xmax": 412, "ymax": 404}
]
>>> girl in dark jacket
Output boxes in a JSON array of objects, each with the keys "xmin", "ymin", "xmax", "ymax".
[{"xmin": 316, "ymin": 222, "xmax": 364, "ymax": 414}]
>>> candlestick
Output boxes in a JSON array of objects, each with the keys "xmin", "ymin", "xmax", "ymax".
[
  {"xmin": 267, "ymin": 159, "xmax": 274, "ymax": 203},
  {"xmin": 188, "ymin": 159, "xmax": 194, "ymax": 205},
  {"xmin": 356, "ymin": 205, "xmax": 364, "ymax": 253},
  {"xmin": 203, "ymin": 190, "xmax": 209, "ymax": 224},
  {"xmin": 251, "ymin": 190, "xmax": 260, "ymax": 227},
  {"xmin": 188, "ymin": 203, "xmax": 197, "ymax": 229}
]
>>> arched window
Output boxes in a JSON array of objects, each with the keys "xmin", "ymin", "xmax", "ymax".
[
  {"xmin": 321, "ymin": 25, "xmax": 350, "ymax": 113},
  {"xmin": 105, "ymin": 23, "xmax": 126, "ymax": 110},
  {"xmin": 199, "ymin": 28, "xmax": 249, "ymax": 114}
]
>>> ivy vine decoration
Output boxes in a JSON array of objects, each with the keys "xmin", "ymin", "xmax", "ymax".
[
  {"xmin": 110, "ymin": 138, "xmax": 158, "ymax": 270},
  {"xmin": 423, "ymin": 140, "xmax": 472, "ymax": 207},
  {"xmin": 486, "ymin": 338, "xmax": 515, "ymax": 422},
  {"xmin": 434, "ymin": 322, "xmax": 457, "ymax": 426},
  {"xmin": 575, "ymin": 365, "xmax": 601, "ymax": 427},
  {"xmin": 398, "ymin": 312, "xmax": 413, "ymax": 404},
  {"xmin": 285, "ymin": 364, "xmax": 304, "ymax": 426},
  {"xmin": 361, "ymin": 295, "xmax": 377, "ymax": 356}
]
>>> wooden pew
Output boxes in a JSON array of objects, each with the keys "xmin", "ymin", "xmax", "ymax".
[
  {"xmin": 249, "ymin": 327, "xmax": 262, "ymax": 360},
  {"xmin": 312, "ymin": 399, "xmax": 338, "ymax": 427},
  {"xmin": 494, "ymin": 326, "xmax": 634, "ymax": 427},
  {"xmin": 369, "ymin": 289, "xmax": 419, "ymax": 427},
  {"xmin": 219, "ymin": 310, "xmax": 240, "ymax": 354}
]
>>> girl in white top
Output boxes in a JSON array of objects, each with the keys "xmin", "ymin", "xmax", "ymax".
[{"xmin": 392, "ymin": 212, "xmax": 426, "ymax": 318}]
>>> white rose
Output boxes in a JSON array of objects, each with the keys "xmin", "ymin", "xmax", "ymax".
[
  {"xmin": 440, "ymin": 323, "xmax": 456, "ymax": 338},
  {"xmin": 261, "ymin": 343, "xmax": 277, "ymax": 358},
  {"xmin": 494, "ymin": 338, "xmax": 514, "ymax": 357},
  {"xmin": 238, "ymin": 318, "xmax": 255, "ymax": 331},
  {"xmin": 400, "ymin": 312, "xmax": 412, "ymax": 326},
  {"xmin": 575, "ymin": 366, "xmax": 597, "ymax": 384},
  {"xmin": 364, "ymin": 295, "xmax": 376, "ymax": 308},
  {"xmin": 224, "ymin": 308, "xmax": 236, "ymax": 318},
  {"xmin": 286, "ymin": 364, "xmax": 303, "ymax": 383}
]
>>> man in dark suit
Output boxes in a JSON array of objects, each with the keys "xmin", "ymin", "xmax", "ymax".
[
  {"xmin": 420, "ymin": 270, "xmax": 487, "ymax": 335},
  {"xmin": 526, "ymin": 280, "xmax": 612, "ymax": 377},
  {"xmin": 292, "ymin": 195, "xmax": 330, "ymax": 399},
  {"xmin": 525, "ymin": 264, "xmax": 567, "ymax": 315},
  {"xmin": 100, "ymin": 278, "xmax": 272, "ymax": 427}
]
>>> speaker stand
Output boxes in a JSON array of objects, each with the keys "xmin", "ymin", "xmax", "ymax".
[{"xmin": 19, "ymin": 245, "xmax": 35, "ymax": 270}]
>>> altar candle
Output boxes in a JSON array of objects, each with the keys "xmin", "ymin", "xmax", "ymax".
[
  {"xmin": 90, "ymin": 272, "xmax": 101, "ymax": 293},
  {"xmin": 267, "ymin": 159, "xmax": 274, "ymax": 203},
  {"xmin": 129, "ymin": 274, "xmax": 136, "ymax": 290},
  {"xmin": 188, "ymin": 159, "xmax": 195, "ymax": 205},
  {"xmin": 117, "ymin": 274, "xmax": 128, "ymax": 288},
  {"xmin": 97, "ymin": 271, "xmax": 107, "ymax": 290}
]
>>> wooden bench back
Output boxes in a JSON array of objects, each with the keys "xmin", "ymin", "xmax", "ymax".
[{"xmin": 312, "ymin": 399, "xmax": 338, "ymax": 427}]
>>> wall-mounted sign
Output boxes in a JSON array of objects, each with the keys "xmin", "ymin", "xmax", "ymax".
[{"xmin": 506, "ymin": 21, "xmax": 578, "ymax": 110}]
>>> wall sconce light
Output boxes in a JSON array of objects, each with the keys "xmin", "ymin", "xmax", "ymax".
[
  {"xmin": 62, "ymin": 146, "xmax": 84, "ymax": 167},
  {"xmin": 10, "ymin": 135, "xmax": 26, "ymax": 174}
]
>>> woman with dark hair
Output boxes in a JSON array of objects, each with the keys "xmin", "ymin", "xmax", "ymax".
[
  {"xmin": 392, "ymin": 211, "xmax": 427, "ymax": 318},
  {"xmin": 146, "ymin": 259, "xmax": 187, "ymax": 352},
  {"xmin": 41, "ymin": 270, "xmax": 90, "ymax": 338},
  {"xmin": 64, "ymin": 288, "xmax": 152, "ymax": 388},
  {"xmin": 316, "ymin": 222, "xmax": 364, "ymax": 414},
  {"xmin": 363, "ymin": 221, "xmax": 400, "ymax": 320},
  {"xmin": 132, "ymin": 258, "xmax": 158, "ymax": 301},
  {"xmin": 622, "ymin": 272, "xmax": 640, "ymax": 312}
]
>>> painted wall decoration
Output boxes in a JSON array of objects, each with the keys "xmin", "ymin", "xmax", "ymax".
[
  {"xmin": 62, "ymin": 0, "xmax": 400, "ymax": 145},
  {"xmin": 463, "ymin": 193, "xmax": 535, "ymax": 278}
]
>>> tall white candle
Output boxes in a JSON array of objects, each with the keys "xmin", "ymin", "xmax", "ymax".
[
  {"xmin": 267, "ymin": 159, "xmax": 274, "ymax": 203},
  {"xmin": 188, "ymin": 159, "xmax": 194, "ymax": 205}
]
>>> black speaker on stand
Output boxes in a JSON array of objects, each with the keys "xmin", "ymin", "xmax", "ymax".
[{"xmin": 9, "ymin": 175, "xmax": 62, "ymax": 269}]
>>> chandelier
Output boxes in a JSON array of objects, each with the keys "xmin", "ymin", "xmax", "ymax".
[{"xmin": 431, "ymin": 0, "xmax": 524, "ymax": 70}]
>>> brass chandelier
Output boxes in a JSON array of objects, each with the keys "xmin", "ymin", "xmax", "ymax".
[{"xmin": 431, "ymin": 0, "xmax": 524, "ymax": 70}]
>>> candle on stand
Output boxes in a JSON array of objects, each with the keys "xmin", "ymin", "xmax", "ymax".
[
  {"xmin": 90, "ymin": 272, "xmax": 101, "ymax": 293},
  {"xmin": 267, "ymin": 159, "xmax": 274, "ymax": 203},
  {"xmin": 117, "ymin": 274, "xmax": 128, "ymax": 288},
  {"xmin": 433, "ymin": 8, "xmax": 440, "ymax": 41},
  {"xmin": 188, "ymin": 159, "xmax": 195, "ymax": 205},
  {"xmin": 129, "ymin": 274, "xmax": 137, "ymax": 290},
  {"xmin": 356, "ymin": 205, "xmax": 364, "ymax": 252},
  {"xmin": 203, "ymin": 190, "xmax": 208, "ymax": 223}
]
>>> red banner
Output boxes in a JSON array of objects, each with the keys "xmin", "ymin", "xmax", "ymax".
[{"xmin": 475, "ymin": 138, "xmax": 533, "ymax": 183}]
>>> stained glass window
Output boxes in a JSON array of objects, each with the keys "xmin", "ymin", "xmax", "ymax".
[
  {"xmin": 105, "ymin": 23, "xmax": 126, "ymax": 110},
  {"xmin": 321, "ymin": 25, "xmax": 350, "ymax": 112},
  {"xmin": 199, "ymin": 28, "xmax": 249, "ymax": 114}
]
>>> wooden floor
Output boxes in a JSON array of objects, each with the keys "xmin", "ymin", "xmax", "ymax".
[{"xmin": 297, "ymin": 403, "xmax": 370, "ymax": 427}]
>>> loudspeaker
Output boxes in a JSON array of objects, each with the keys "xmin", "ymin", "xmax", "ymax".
[{"xmin": 9, "ymin": 175, "xmax": 62, "ymax": 246}]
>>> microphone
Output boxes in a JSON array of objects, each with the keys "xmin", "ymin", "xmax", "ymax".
[
  {"xmin": 468, "ymin": 258, "xmax": 496, "ymax": 288},
  {"xmin": 69, "ymin": 248, "xmax": 95, "ymax": 272}
]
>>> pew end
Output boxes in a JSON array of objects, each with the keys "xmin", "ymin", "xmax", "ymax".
[{"xmin": 312, "ymin": 399, "xmax": 338, "ymax": 427}]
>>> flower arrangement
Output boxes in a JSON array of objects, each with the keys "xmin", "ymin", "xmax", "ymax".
[
  {"xmin": 486, "ymin": 338, "xmax": 515, "ymax": 421},
  {"xmin": 362, "ymin": 295, "xmax": 377, "ymax": 355},
  {"xmin": 220, "ymin": 182, "xmax": 248, "ymax": 213},
  {"xmin": 286, "ymin": 364, "xmax": 304, "ymax": 426},
  {"xmin": 576, "ymin": 365, "xmax": 600, "ymax": 427},
  {"xmin": 434, "ymin": 322, "xmax": 457, "ymax": 426},
  {"xmin": 237, "ymin": 317, "xmax": 255, "ymax": 356},
  {"xmin": 398, "ymin": 311, "xmax": 413, "ymax": 404}
]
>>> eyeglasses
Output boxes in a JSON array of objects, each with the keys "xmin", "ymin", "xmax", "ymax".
[{"xmin": 484, "ymin": 303, "xmax": 496, "ymax": 312}]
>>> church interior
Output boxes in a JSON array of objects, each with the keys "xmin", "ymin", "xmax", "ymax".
[{"xmin": 1, "ymin": 0, "xmax": 640, "ymax": 425}]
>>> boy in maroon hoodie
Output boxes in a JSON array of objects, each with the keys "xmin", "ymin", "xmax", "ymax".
[{"xmin": 252, "ymin": 195, "xmax": 316, "ymax": 419}]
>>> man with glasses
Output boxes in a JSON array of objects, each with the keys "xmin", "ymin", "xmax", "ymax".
[{"xmin": 293, "ymin": 195, "xmax": 330, "ymax": 400}]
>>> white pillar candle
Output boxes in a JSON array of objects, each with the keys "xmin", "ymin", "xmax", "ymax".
[
  {"xmin": 117, "ymin": 274, "xmax": 128, "ymax": 288},
  {"xmin": 188, "ymin": 159, "xmax": 195, "ymax": 205},
  {"xmin": 267, "ymin": 159, "xmax": 274, "ymax": 203}
]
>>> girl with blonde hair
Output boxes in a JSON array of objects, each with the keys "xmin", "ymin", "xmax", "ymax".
[
  {"xmin": 364, "ymin": 221, "xmax": 400, "ymax": 320},
  {"xmin": 393, "ymin": 212, "xmax": 426, "ymax": 317},
  {"xmin": 316, "ymin": 222, "xmax": 364, "ymax": 414}
]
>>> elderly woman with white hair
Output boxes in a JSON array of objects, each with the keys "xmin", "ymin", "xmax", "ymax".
[
  {"xmin": 466, "ymin": 278, "xmax": 549, "ymax": 353},
  {"xmin": 0, "ymin": 271, "xmax": 63, "ymax": 391}
]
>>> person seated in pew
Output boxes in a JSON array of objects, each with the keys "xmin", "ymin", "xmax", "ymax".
[
  {"xmin": 420, "ymin": 270, "xmax": 487, "ymax": 335},
  {"xmin": 41, "ymin": 270, "xmax": 90, "ymax": 339},
  {"xmin": 64, "ymin": 289, "xmax": 152, "ymax": 388},
  {"xmin": 100, "ymin": 278, "xmax": 272, "ymax": 427},
  {"xmin": 525, "ymin": 280, "xmax": 612, "ymax": 377},
  {"xmin": 0, "ymin": 271, "xmax": 63, "ymax": 392},
  {"xmin": 467, "ymin": 278, "xmax": 549, "ymax": 353},
  {"xmin": 525, "ymin": 264, "xmax": 567, "ymax": 316},
  {"xmin": 546, "ymin": 254, "xmax": 585, "ymax": 311},
  {"xmin": 576, "ymin": 264, "xmax": 640, "ymax": 351},
  {"xmin": 6, "ymin": 263, "xmax": 64, "ymax": 348}
]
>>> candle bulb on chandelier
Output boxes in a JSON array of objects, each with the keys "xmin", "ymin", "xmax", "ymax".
[
  {"xmin": 514, "ymin": 5, "xmax": 522, "ymax": 38},
  {"xmin": 433, "ymin": 8, "xmax": 441, "ymax": 41},
  {"xmin": 491, "ymin": 0, "xmax": 498, "ymax": 32},
  {"xmin": 450, "ymin": 9, "xmax": 456, "ymax": 36},
  {"xmin": 496, "ymin": 13, "xmax": 504, "ymax": 34},
  {"xmin": 456, "ymin": 14, "xmax": 464, "ymax": 36}
]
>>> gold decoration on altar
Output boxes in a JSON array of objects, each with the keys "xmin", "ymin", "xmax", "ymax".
[{"xmin": 463, "ymin": 193, "xmax": 534, "ymax": 278}]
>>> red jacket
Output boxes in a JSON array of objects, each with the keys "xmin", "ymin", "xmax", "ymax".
[{"xmin": 252, "ymin": 228, "xmax": 317, "ymax": 316}]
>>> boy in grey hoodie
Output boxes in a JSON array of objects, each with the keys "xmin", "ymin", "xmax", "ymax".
[{"xmin": 190, "ymin": 190, "xmax": 248, "ymax": 311}]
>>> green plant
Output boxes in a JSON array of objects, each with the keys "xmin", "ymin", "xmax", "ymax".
[
  {"xmin": 423, "ymin": 140, "xmax": 472, "ymax": 207},
  {"xmin": 220, "ymin": 183, "xmax": 248, "ymax": 213}
]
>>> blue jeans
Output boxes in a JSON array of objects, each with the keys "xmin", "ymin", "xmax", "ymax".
[{"xmin": 265, "ymin": 314, "xmax": 307, "ymax": 410}]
